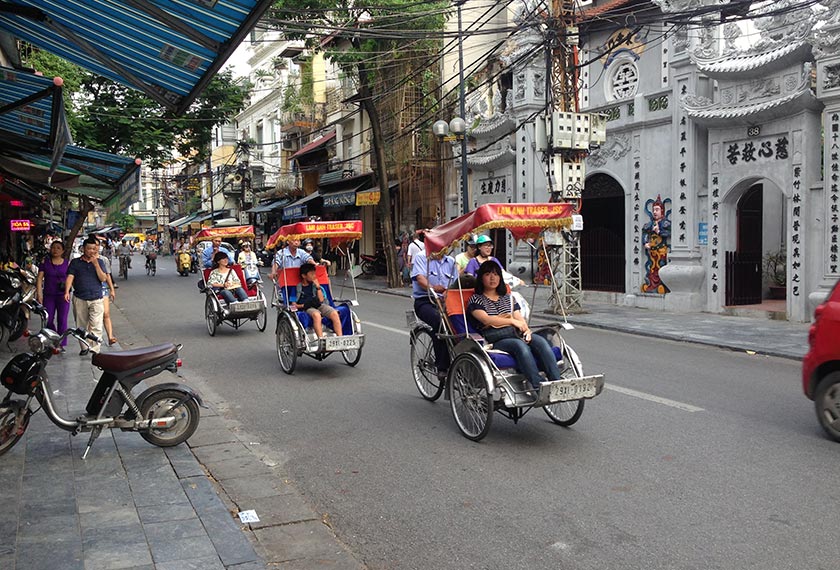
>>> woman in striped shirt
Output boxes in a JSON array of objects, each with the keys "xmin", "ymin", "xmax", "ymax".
[{"xmin": 467, "ymin": 260, "xmax": 562, "ymax": 389}]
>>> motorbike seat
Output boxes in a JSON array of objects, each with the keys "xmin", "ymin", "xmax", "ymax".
[{"xmin": 92, "ymin": 343, "xmax": 177, "ymax": 373}]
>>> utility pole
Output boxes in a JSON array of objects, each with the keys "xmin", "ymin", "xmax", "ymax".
[{"xmin": 543, "ymin": 0, "xmax": 601, "ymax": 314}]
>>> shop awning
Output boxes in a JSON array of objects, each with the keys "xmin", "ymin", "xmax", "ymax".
[
  {"xmin": 0, "ymin": 0, "xmax": 274, "ymax": 114},
  {"xmin": 191, "ymin": 210, "xmax": 229, "ymax": 224},
  {"xmin": 247, "ymin": 198, "xmax": 289, "ymax": 213},
  {"xmin": 282, "ymin": 191, "xmax": 321, "ymax": 220},
  {"xmin": 0, "ymin": 66, "xmax": 71, "ymax": 178},
  {"xmin": 168, "ymin": 212, "xmax": 198, "ymax": 228},
  {"xmin": 290, "ymin": 131, "xmax": 335, "ymax": 160}
]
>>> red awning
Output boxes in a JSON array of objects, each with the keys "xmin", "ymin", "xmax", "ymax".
[{"xmin": 290, "ymin": 131, "xmax": 336, "ymax": 160}]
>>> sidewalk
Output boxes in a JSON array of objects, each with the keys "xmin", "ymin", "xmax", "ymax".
[
  {"xmin": 1, "ymin": 302, "xmax": 365, "ymax": 570},
  {"xmin": 350, "ymin": 276, "xmax": 810, "ymax": 361}
]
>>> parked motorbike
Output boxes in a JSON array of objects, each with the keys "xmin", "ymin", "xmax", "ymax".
[
  {"xmin": 360, "ymin": 250, "xmax": 388, "ymax": 276},
  {"xmin": 0, "ymin": 302, "xmax": 204, "ymax": 459},
  {"xmin": 0, "ymin": 266, "xmax": 36, "ymax": 344}
]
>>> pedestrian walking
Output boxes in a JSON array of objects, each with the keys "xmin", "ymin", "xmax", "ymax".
[
  {"xmin": 35, "ymin": 241, "xmax": 71, "ymax": 350},
  {"xmin": 64, "ymin": 237, "xmax": 108, "ymax": 355},
  {"xmin": 100, "ymin": 255, "xmax": 118, "ymax": 346}
]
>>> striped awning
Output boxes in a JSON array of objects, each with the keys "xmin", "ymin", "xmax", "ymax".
[{"xmin": 0, "ymin": 0, "xmax": 274, "ymax": 113}]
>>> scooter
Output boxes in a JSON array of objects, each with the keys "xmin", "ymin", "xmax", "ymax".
[
  {"xmin": 0, "ymin": 266, "xmax": 36, "ymax": 344},
  {"xmin": 360, "ymin": 250, "xmax": 387, "ymax": 276},
  {"xmin": 0, "ymin": 302, "xmax": 204, "ymax": 459},
  {"xmin": 176, "ymin": 250, "xmax": 192, "ymax": 276}
]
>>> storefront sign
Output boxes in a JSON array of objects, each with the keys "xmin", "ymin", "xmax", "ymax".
[
  {"xmin": 10, "ymin": 219, "xmax": 30, "ymax": 231},
  {"xmin": 283, "ymin": 204, "xmax": 307, "ymax": 220},
  {"xmin": 356, "ymin": 190, "xmax": 380, "ymax": 206},
  {"xmin": 698, "ymin": 222, "xmax": 708, "ymax": 245},
  {"xmin": 322, "ymin": 190, "xmax": 356, "ymax": 208}
]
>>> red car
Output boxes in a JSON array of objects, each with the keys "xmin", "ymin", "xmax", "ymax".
[{"xmin": 803, "ymin": 278, "xmax": 840, "ymax": 441}]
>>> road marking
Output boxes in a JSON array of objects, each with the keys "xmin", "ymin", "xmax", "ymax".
[
  {"xmin": 366, "ymin": 321, "xmax": 703, "ymax": 412},
  {"xmin": 363, "ymin": 321, "xmax": 410, "ymax": 336},
  {"xmin": 606, "ymin": 384, "xmax": 704, "ymax": 412}
]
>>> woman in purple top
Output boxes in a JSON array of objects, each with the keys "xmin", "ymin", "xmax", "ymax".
[{"xmin": 36, "ymin": 241, "xmax": 71, "ymax": 348}]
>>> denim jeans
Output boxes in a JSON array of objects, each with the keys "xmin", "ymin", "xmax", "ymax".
[
  {"xmin": 493, "ymin": 334, "xmax": 561, "ymax": 388},
  {"xmin": 216, "ymin": 287, "xmax": 249, "ymax": 303},
  {"xmin": 414, "ymin": 297, "xmax": 449, "ymax": 373}
]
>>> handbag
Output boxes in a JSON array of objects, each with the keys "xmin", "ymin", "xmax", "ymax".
[{"xmin": 481, "ymin": 325, "xmax": 521, "ymax": 343}]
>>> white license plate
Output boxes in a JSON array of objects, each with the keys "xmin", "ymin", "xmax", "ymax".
[
  {"xmin": 232, "ymin": 301, "xmax": 261, "ymax": 313},
  {"xmin": 325, "ymin": 336, "xmax": 361, "ymax": 351},
  {"xmin": 547, "ymin": 377, "xmax": 598, "ymax": 402}
]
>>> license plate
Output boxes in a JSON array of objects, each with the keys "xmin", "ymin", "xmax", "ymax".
[
  {"xmin": 231, "ymin": 300, "xmax": 261, "ymax": 313},
  {"xmin": 547, "ymin": 376, "xmax": 599, "ymax": 402},
  {"xmin": 325, "ymin": 336, "xmax": 361, "ymax": 351}
]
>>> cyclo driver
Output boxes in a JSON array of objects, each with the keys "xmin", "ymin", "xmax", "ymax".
[{"xmin": 410, "ymin": 248, "xmax": 458, "ymax": 381}]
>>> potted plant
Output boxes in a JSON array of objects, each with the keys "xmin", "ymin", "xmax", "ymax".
[{"xmin": 763, "ymin": 250, "xmax": 786, "ymax": 299}]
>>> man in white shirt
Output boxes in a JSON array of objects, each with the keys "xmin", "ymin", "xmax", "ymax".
[{"xmin": 406, "ymin": 230, "xmax": 427, "ymax": 270}]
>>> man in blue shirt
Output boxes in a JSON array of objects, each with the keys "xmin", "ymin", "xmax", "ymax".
[
  {"xmin": 270, "ymin": 238, "xmax": 312, "ymax": 279},
  {"xmin": 64, "ymin": 237, "xmax": 109, "ymax": 355},
  {"xmin": 411, "ymin": 249, "xmax": 458, "ymax": 378},
  {"xmin": 202, "ymin": 237, "xmax": 235, "ymax": 269}
]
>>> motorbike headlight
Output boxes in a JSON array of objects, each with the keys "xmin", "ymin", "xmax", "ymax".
[
  {"xmin": 9, "ymin": 277, "xmax": 21, "ymax": 289},
  {"xmin": 28, "ymin": 334, "xmax": 47, "ymax": 353}
]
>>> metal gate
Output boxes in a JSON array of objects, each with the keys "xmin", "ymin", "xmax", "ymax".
[
  {"xmin": 725, "ymin": 251, "xmax": 761, "ymax": 305},
  {"xmin": 581, "ymin": 227, "xmax": 625, "ymax": 292}
]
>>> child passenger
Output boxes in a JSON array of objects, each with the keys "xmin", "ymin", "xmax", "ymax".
[{"xmin": 294, "ymin": 263, "xmax": 343, "ymax": 338}]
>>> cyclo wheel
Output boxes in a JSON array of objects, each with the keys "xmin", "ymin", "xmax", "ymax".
[
  {"xmin": 276, "ymin": 316, "xmax": 297, "ymax": 374},
  {"xmin": 139, "ymin": 389, "xmax": 200, "ymax": 447},
  {"xmin": 0, "ymin": 402, "xmax": 29, "ymax": 456},
  {"xmin": 205, "ymin": 295, "xmax": 218, "ymax": 336},
  {"xmin": 544, "ymin": 355, "xmax": 585, "ymax": 427},
  {"xmin": 341, "ymin": 345, "xmax": 362, "ymax": 366},
  {"xmin": 448, "ymin": 353, "xmax": 493, "ymax": 441},
  {"xmin": 410, "ymin": 327, "xmax": 444, "ymax": 401},
  {"xmin": 256, "ymin": 306, "xmax": 267, "ymax": 332}
]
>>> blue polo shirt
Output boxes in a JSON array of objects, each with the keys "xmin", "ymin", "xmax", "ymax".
[
  {"xmin": 68, "ymin": 257, "xmax": 106, "ymax": 301},
  {"xmin": 411, "ymin": 253, "xmax": 457, "ymax": 299}
]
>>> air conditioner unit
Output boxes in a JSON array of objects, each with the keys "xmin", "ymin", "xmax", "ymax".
[{"xmin": 282, "ymin": 139, "xmax": 294, "ymax": 150}]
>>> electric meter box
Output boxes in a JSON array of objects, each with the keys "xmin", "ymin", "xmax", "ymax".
[
  {"xmin": 563, "ymin": 161, "xmax": 585, "ymax": 197},
  {"xmin": 590, "ymin": 114, "xmax": 607, "ymax": 145},
  {"xmin": 572, "ymin": 113, "xmax": 591, "ymax": 149},
  {"xmin": 552, "ymin": 111, "xmax": 574, "ymax": 149}
]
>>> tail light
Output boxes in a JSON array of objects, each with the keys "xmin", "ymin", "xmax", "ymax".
[
  {"xmin": 176, "ymin": 359, "xmax": 183, "ymax": 368},
  {"xmin": 22, "ymin": 330, "xmax": 30, "ymax": 338}
]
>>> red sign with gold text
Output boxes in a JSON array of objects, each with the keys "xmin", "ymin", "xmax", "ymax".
[
  {"xmin": 266, "ymin": 220, "xmax": 363, "ymax": 249},
  {"xmin": 10, "ymin": 219, "xmax": 31, "ymax": 232}
]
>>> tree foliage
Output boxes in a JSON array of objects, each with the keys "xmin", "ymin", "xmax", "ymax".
[
  {"xmin": 106, "ymin": 212, "xmax": 137, "ymax": 232},
  {"xmin": 24, "ymin": 49, "xmax": 250, "ymax": 169}
]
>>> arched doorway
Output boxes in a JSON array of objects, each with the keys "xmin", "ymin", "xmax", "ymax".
[
  {"xmin": 581, "ymin": 173, "xmax": 625, "ymax": 292},
  {"xmin": 725, "ymin": 183, "xmax": 763, "ymax": 305}
]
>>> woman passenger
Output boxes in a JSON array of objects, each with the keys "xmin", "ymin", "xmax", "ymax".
[
  {"xmin": 467, "ymin": 260, "xmax": 561, "ymax": 390},
  {"xmin": 208, "ymin": 251, "xmax": 249, "ymax": 304}
]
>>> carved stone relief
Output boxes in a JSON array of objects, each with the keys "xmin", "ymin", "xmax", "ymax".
[
  {"xmin": 824, "ymin": 63, "xmax": 840, "ymax": 90},
  {"xmin": 586, "ymin": 134, "xmax": 631, "ymax": 168},
  {"xmin": 736, "ymin": 78, "xmax": 781, "ymax": 102}
]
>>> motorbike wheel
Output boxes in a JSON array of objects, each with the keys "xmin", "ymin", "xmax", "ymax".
[
  {"xmin": 276, "ymin": 318, "xmax": 297, "ymax": 374},
  {"xmin": 814, "ymin": 372, "xmax": 840, "ymax": 443},
  {"xmin": 8, "ymin": 312, "xmax": 27, "ymax": 341},
  {"xmin": 0, "ymin": 401, "xmax": 29, "ymax": 456},
  {"xmin": 205, "ymin": 296, "xmax": 218, "ymax": 336},
  {"xmin": 139, "ymin": 390, "xmax": 200, "ymax": 447},
  {"xmin": 361, "ymin": 260, "xmax": 375, "ymax": 276}
]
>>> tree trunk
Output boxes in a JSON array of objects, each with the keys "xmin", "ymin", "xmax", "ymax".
[
  {"xmin": 357, "ymin": 66, "xmax": 401, "ymax": 288},
  {"xmin": 63, "ymin": 197, "xmax": 94, "ymax": 259}
]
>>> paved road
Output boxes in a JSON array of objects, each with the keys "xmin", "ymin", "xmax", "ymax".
[{"xmin": 114, "ymin": 265, "xmax": 838, "ymax": 570}]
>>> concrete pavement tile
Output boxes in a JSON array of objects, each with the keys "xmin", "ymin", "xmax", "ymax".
[
  {"xmin": 143, "ymin": 518, "xmax": 206, "ymax": 542},
  {"xmin": 148, "ymin": 534, "xmax": 217, "ymax": 564},
  {"xmin": 0, "ymin": 519, "xmax": 16, "ymax": 556},
  {"xmin": 218, "ymin": 474, "xmax": 297, "ymax": 502},
  {"xmin": 80, "ymin": 506, "xmax": 140, "ymax": 529},
  {"xmin": 76, "ymin": 480, "xmax": 134, "ymax": 514},
  {"xmin": 246, "ymin": 493, "xmax": 318, "ymax": 530},
  {"xmin": 82, "ymin": 523, "xmax": 153, "ymax": 570},
  {"xmin": 136, "ymin": 502, "xmax": 198, "ymax": 524},
  {"xmin": 227, "ymin": 562, "xmax": 268, "ymax": 570},
  {"xmin": 185, "ymin": 414, "xmax": 227, "ymax": 431},
  {"xmin": 129, "ymin": 475, "xmax": 189, "ymax": 508},
  {"xmin": 270, "ymin": 557, "xmax": 363, "ymax": 570},
  {"xmin": 191, "ymin": 441, "xmax": 252, "ymax": 464},
  {"xmin": 20, "ymin": 474, "xmax": 74, "ymax": 505},
  {"xmin": 202, "ymin": 456, "xmax": 273, "ymax": 482},
  {"xmin": 154, "ymin": 556, "xmax": 225, "ymax": 570},
  {"xmin": 164, "ymin": 445, "xmax": 207, "ymax": 479},
  {"xmin": 181, "ymin": 476, "xmax": 230, "ymax": 515},
  {"xmin": 16, "ymin": 513, "xmax": 79, "ymax": 542},
  {"xmin": 199, "ymin": 510, "xmax": 260, "ymax": 566},
  {"xmin": 14, "ymin": 539, "xmax": 84, "ymax": 570},
  {"xmin": 0, "ymin": 554, "xmax": 13, "ymax": 570},
  {"xmin": 253, "ymin": 520, "xmax": 357, "ymax": 564},
  {"xmin": 186, "ymin": 427, "xmax": 239, "ymax": 448}
]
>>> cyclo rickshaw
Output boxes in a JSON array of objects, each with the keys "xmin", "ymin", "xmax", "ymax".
[
  {"xmin": 408, "ymin": 203, "xmax": 605, "ymax": 441},
  {"xmin": 195, "ymin": 225, "xmax": 268, "ymax": 336},
  {"xmin": 266, "ymin": 220, "xmax": 365, "ymax": 374}
]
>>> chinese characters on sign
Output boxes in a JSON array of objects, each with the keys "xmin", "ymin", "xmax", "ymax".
[
  {"xmin": 709, "ymin": 174, "xmax": 721, "ymax": 295},
  {"xmin": 829, "ymin": 113, "xmax": 840, "ymax": 276},
  {"xmin": 725, "ymin": 136, "xmax": 788, "ymax": 165},
  {"xmin": 632, "ymin": 158, "xmax": 641, "ymax": 268},
  {"xmin": 677, "ymin": 113, "xmax": 688, "ymax": 246},
  {"xmin": 479, "ymin": 176, "xmax": 508, "ymax": 197},
  {"xmin": 791, "ymin": 165, "xmax": 802, "ymax": 297}
]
